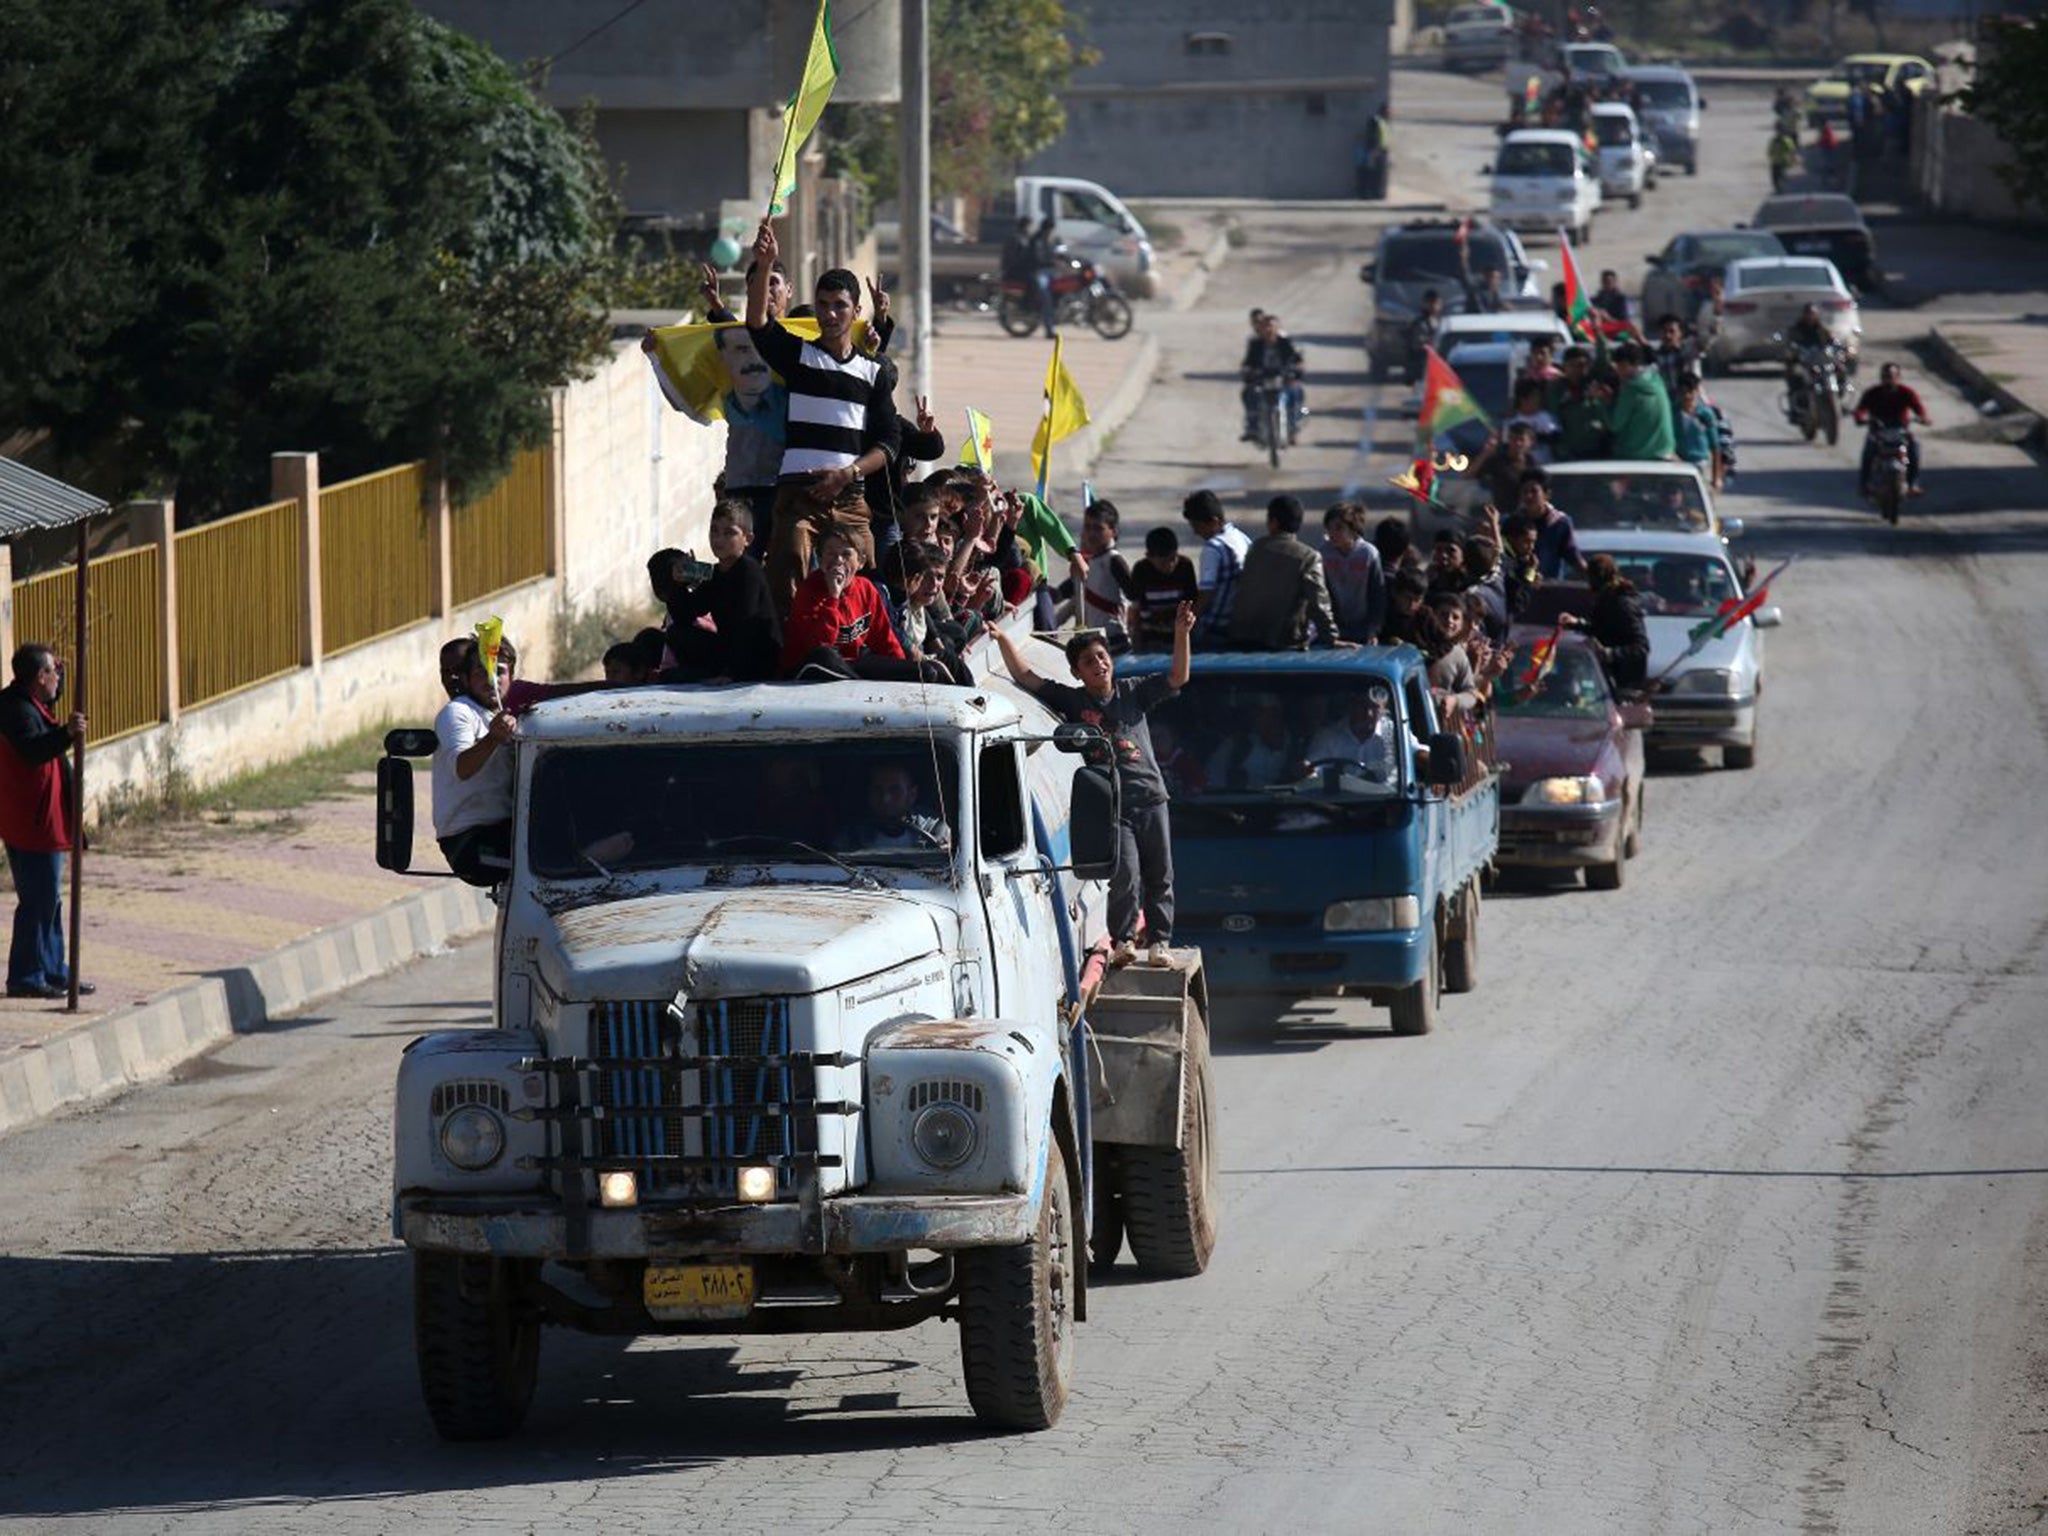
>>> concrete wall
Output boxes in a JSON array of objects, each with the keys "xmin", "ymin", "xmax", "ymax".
[
  {"xmin": 1911, "ymin": 99, "xmax": 2046, "ymax": 229},
  {"xmin": 1034, "ymin": 0, "xmax": 1395, "ymax": 198},
  {"xmin": 75, "ymin": 341, "xmax": 727, "ymax": 819}
]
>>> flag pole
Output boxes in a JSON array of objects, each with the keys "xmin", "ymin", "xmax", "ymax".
[{"xmin": 65, "ymin": 521, "xmax": 87, "ymax": 1013}]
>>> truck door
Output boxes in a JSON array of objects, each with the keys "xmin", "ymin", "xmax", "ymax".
[
  {"xmin": 977, "ymin": 740, "xmax": 1060, "ymax": 1027},
  {"xmin": 1404, "ymin": 670, "xmax": 1448, "ymax": 894}
]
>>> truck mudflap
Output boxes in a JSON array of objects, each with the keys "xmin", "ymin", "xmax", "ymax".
[
  {"xmin": 401, "ymin": 1189, "xmax": 1037, "ymax": 1260},
  {"xmin": 1086, "ymin": 949, "xmax": 1209, "ymax": 1149}
]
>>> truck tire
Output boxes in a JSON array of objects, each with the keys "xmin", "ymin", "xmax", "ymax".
[
  {"xmin": 1442, "ymin": 879, "xmax": 1480, "ymax": 995},
  {"xmin": 1089, "ymin": 1156, "xmax": 1126, "ymax": 1276},
  {"xmin": 413, "ymin": 1251, "xmax": 540, "ymax": 1441},
  {"xmin": 959, "ymin": 1136, "xmax": 1076, "ymax": 1430},
  {"xmin": 1120, "ymin": 1010, "xmax": 1219, "ymax": 1278},
  {"xmin": 1388, "ymin": 925, "xmax": 1439, "ymax": 1036}
]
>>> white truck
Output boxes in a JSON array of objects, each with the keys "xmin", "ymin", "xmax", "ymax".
[
  {"xmin": 878, "ymin": 174, "xmax": 1160, "ymax": 299},
  {"xmin": 375, "ymin": 615, "xmax": 1217, "ymax": 1438}
]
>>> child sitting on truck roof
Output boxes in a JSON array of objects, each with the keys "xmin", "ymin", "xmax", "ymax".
[
  {"xmin": 782, "ymin": 528, "xmax": 958, "ymax": 685},
  {"xmin": 992, "ymin": 601, "xmax": 1196, "ymax": 966}
]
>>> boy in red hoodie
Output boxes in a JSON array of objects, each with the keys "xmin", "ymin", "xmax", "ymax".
[{"xmin": 781, "ymin": 530, "xmax": 952, "ymax": 683}]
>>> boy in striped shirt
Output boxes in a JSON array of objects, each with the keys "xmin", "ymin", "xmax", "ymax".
[{"xmin": 746, "ymin": 221, "xmax": 903, "ymax": 616}]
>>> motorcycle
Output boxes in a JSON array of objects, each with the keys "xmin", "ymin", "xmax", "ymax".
[
  {"xmin": 1863, "ymin": 422, "xmax": 1911, "ymax": 524},
  {"xmin": 1782, "ymin": 338, "xmax": 1846, "ymax": 446},
  {"xmin": 1249, "ymin": 371, "xmax": 1302, "ymax": 468},
  {"xmin": 997, "ymin": 256, "xmax": 1135, "ymax": 341}
]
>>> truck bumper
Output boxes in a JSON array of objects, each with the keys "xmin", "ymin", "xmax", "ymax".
[
  {"xmin": 1649, "ymin": 698, "xmax": 1755, "ymax": 750},
  {"xmin": 1180, "ymin": 923, "xmax": 1428, "ymax": 995},
  {"xmin": 1498, "ymin": 800, "xmax": 1623, "ymax": 868},
  {"xmin": 400, "ymin": 1191, "xmax": 1034, "ymax": 1260}
]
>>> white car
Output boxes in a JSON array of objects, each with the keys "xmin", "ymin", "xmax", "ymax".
[
  {"xmin": 1543, "ymin": 460, "xmax": 1738, "ymax": 541},
  {"xmin": 1442, "ymin": 3, "xmax": 1513, "ymax": 69},
  {"xmin": 1488, "ymin": 129, "xmax": 1604, "ymax": 245},
  {"xmin": 1433, "ymin": 311, "xmax": 1573, "ymax": 356},
  {"xmin": 1590, "ymin": 103, "xmax": 1652, "ymax": 208},
  {"xmin": 1564, "ymin": 42, "xmax": 1627, "ymax": 81},
  {"xmin": 1575, "ymin": 530, "xmax": 1779, "ymax": 769},
  {"xmin": 1711, "ymin": 255, "xmax": 1861, "ymax": 371}
]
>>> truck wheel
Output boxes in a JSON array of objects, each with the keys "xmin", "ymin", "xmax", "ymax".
[
  {"xmin": 413, "ymin": 1251, "xmax": 540, "ymax": 1441},
  {"xmin": 1089, "ymin": 1156, "xmax": 1126, "ymax": 1276},
  {"xmin": 1120, "ymin": 1010, "xmax": 1219, "ymax": 1278},
  {"xmin": 1387, "ymin": 925, "xmax": 1439, "ymax": 1036},
  {"xmin": 959, "ymin": 1136, "xmax": 1076, "ymax": 1430},
  {"xmin": 1442, "ymin": 879, "xmax": 1479, "ymax": 995},
  {"xmin": 1724, "ymin": 736, "xmax": 1758, "ymax": 770}
]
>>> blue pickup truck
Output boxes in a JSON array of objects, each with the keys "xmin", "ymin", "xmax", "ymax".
[{"xmin": 1120, "ymin": 648, "xmax": 1499, "ymax": 1034}]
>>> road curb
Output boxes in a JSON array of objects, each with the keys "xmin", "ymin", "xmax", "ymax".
[
  {"xmin": 1170, "ymin": 223, "xmax": 1236, "ymax": 315},
  {"xmin": 1924, "ymin": 324, "xmax": 2045, "ymax": 452},
  {"xmin": 1069, "ymin": 332, "xmax": 1163, "ymax": 483},
  {"xmin": 0, "ymin": 882, "xmax": 494, "ymax": 1139}
]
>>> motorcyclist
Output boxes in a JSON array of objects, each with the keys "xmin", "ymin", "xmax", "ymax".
[
  {"xmin": 1240, "ymin": 310, "xmax": 1307, "ymax": 444},
  {"xmin": 1851, "ymin": 361, "xmax": 1931, "ymax": 497},
  {"xmin": 1027, "ymin": 215, "xmax": 1063, "ymax": 336},
  {"xmin": 1782, "ymin": 302, "xmax": 1837, "ymax": 425}
]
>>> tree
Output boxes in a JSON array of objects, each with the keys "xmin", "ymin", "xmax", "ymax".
[
  {"xmin": 1958, "ymin": 17, "xmax": 2048, "ymax": 212},
  {"xmin": 0, "ymin": 0, "xmax": 612, "ymax": 515},
  {"xmin": 826, "ymin": 0, "xmax": 1097, "ymax": 206}
]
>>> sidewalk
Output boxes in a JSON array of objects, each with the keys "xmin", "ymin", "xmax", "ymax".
[{"xmin": 0, "ymin": 223, "xmax": 1225, "ymax": 1137}]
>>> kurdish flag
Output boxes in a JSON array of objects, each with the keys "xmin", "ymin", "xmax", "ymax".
[
  {"xmin": 1656, "ymin": 557, "xmax": 1796, "ymax": 683},
  {"xmin": 1557, "ymin": 232, "xmax": 1593, "ymax": 334},
  {"xmin": 1517, "ymin": 620, "xmax": 1564, "ymax": 690},
  {"xmin": 1031, "ymin": 335, "xmax": 1091, "ymax": 498},
  {"xmin": 767, "ymin": 0, "xmax": 840, "ymax": 217},
  {"xmin": 958, "ymin": 407, "xmax": 995, "ymax": 473},
  {"xmin": 1418, "ymin": 346, "xmax": 1488, "ymax": 443}
]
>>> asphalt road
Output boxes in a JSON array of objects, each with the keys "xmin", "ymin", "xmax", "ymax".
[{"xmin": 5, "ymin": 68, "xmax": 2047, "ymax": 1536}]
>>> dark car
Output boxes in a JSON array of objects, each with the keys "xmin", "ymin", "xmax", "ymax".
[
  {"xmin": 1492, "ymin": 629, "xmax": 1649, "ymax": 890},
  {"xmin": 1361, "ymin": 219, "xmax": 1542, "ymax": 383},
  {"xmin": 1750, "ymin": 193, "xmax": 1880, "ymax": 293},
  {"xmin": 1639, "ymin": 227, "xmax": 1788, "ymax": 327}
]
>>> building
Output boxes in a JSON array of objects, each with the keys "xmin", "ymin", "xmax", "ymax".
[
  {"xmin": 1031, "ymin": 0, "xmax": 1405, "ymax": 200},
  {"xmin": 414, "ymin": 0, "xmax": 900, "ymax": 282}
]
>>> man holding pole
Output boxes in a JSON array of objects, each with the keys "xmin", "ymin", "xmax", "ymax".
[{"xmin": 0, "ymin": 645, "xmax": 88, "ymax": 999}]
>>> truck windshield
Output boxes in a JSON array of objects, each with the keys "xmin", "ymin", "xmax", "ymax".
[
  {"xmin": 1496, "ymin": 645, "xmax": 1610, "ymax": 719},
  {"xmin": 1633, "ymin": 79, "xmax": 1693, "ymax": 109},
  {"xmin": 1382, "ymin": 232, "xmax": 1511, "ymax": 283},
  {"xmin": 1149, "ymin": 674, "xmax": 1411, "ymax": 827},
  {"xmin": 1595, "ymin": 115, "xmax": 1635, "ymax": 147},
  {"xmin": 527, "ymin": 740, "xmax": 960, "ymax": 878},
  {"xmin": 1498, "ymin": 141, "xmax": 1574, "ymax": 177}
]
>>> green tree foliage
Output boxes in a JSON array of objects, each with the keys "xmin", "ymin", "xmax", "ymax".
[
  {"xmin": 827, "ymin": 0, "xmax": 1096, "ymax": 205},
  {"xmin": 0, "ymin": 0, "xmax": 612, "ymax": 516},
  {"xmin": 1959, "ymin": 17, "xmax": 2048, "ymax": 212}
]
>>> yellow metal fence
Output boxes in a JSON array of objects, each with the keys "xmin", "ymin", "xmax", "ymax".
[
  {"xmin": 453, "ymin": 447, "xmax": 549, "ymax": 607},
  {"xmin": 10, "ymin": 548, "xmax": 165, "ymax": 744},
  {"xmin": 320, "ymin": 462, "xmax": 431, "ymax": 654},
  {"xmin": 176, "ymin": 499, "xmax": 303, "ymax": 708}
]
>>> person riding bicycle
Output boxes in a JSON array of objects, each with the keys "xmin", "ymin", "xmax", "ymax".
[
  {"xmin": 1852, "ymin": 362, "xmax": 1931, "ymax": 498},
  {"xmin": 1240, "ymin": 310, "xmax": 1306, "ymax": 444}
]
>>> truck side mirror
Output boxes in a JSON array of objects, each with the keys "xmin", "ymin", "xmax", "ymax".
[
  {"xmin": 1359, "ymin": 261, "xmax": 1377, "ymax": 284},
  {"xmin": 1068, "ymin": 764, "xmax": 1121, "ymax": 883},
  {"xmin": 385, "ymin": 727, "xmax": 439, "ymax": 758},
  {"xmin": 1720, "ymin": 516, "xmax": 1745, "ymax": 539},
  {"xmin": 377, "ymin": 755, "xmax": 418, "ymax": 872},
  {"xmin": 1053, "ymin": 721, "xmax": 1115, "ymax": 769},
  {"xmin": 1423, "ymin": 732, "xmax": 1468, "ymax": 788}
]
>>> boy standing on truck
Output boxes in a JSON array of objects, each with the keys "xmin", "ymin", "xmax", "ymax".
[{"xmin": 994, "ymin": 602, "xmax": 1196, "ymax": 965}]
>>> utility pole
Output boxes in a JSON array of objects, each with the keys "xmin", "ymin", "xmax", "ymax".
[{"xmin": 899, "ymin": 0, "xmax": 933, "ymax": 407}]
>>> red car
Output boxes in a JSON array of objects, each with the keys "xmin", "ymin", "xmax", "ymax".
[{"xmin": 1492, "ymin": 627, "xmax": 1650, "ymax": 890}]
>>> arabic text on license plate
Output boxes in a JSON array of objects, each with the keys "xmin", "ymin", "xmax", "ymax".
[{"xmin": 644, "ymin": 1263, "xmax": 755, "ymax": 1321}]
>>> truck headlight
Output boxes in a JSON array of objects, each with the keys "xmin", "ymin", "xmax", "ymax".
[
  {"xmin": 1323, "ymin": 896, "xmax": 1421, "ymax": 932},
  {"xmin": 911, "ymin": 1103, "xmax": 980, "ymax": 1169},
  {"xmin": 1671, "ymin": 668, "xmax": 1739, "ymax": 696},
  {"xmin": 1528, "ymin": 775, "xmax": 1604, "ymax": 805},
  {"xmin": 438, "ymin": 1105, "xmax": 505, "ymax": 1170}
]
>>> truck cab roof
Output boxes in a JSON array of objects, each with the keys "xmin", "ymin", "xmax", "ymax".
[
  {"xmin": 516, "ymin": 681, "xmax": 1033, "ymax": 745},
  {"xmin": 1118, "ymin": 646, "xmax": 1425, "ymax": 684}
]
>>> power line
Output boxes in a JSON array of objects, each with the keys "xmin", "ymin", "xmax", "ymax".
[{"xmin": 539, "ymin": 0, "xmax": 658, "ymax": 74}]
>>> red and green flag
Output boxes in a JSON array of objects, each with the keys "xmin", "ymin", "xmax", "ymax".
[
  {"xmin": 1517, "ymin": 620, "xmax": 1564, "ymax": 690},
  {"xmin": 1557, "ymin": 235, "xmax": 1593, "ymax": 335},
  {"xmin": 1419, "ymin": 346, "xmax": 1489, "ymax": 442},
  {"xmin": 1656, "ymin": 557, "xmax": 1796, "ymax": 684}
]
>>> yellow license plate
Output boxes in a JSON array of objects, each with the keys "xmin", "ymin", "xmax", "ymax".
[{"xmin": 643, "ymin": 1263, "xmax": 755, "ymax": 1322}]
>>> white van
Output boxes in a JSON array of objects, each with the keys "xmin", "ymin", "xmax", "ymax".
[
  {"xmin": 1487, "ymin": 129, "xmax": 1603, "ymax": 245},
  {"xmin": 1591, "ymin": 102, "xmax": 1652, "ymax": 208}
]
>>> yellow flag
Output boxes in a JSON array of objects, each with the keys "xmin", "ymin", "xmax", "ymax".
[
  {"xmin": 768, "ymin": 0, "xmax": 841, "ymax": 218},
  {"xmin": 958, "ymin": 407, "xmax": 995, "ymax": 473},
  {"xmin": 473, "ymin": 616, "xmax": 505, "ymax": 706},
  {"xmin": 1030, "ymin": 336, "xmax": 1090, "ymax": 497},
  {"xmin": 645, "ymin": 317, "xmax": 866, "ymax": 425}
]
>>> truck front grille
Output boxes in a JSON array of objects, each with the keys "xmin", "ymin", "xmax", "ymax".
[{"xmin": 589, "ymin": 996, "xmax": 821, "ymax": 1202}]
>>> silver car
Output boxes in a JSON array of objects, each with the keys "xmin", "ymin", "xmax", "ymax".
[
  {"xmin": 1575, "ymin": 530, "xmax": 1780, "ymax": 769},
  {"xmin": 1710, "ymin": 255, "xmax": 1861, "ymax": 371},
  {"xmin": 1620, "ymin": 65, "xmax": 1705, "ymax": 175}
]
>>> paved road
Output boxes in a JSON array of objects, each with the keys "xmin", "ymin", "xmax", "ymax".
[{"xmin": 5, "ymin": 70, "xmax": 2048, "ymax": 1536}]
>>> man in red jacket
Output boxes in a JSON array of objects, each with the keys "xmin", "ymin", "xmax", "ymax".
[
  {"xmin": 780, "ymin": 530, "xmax": 953, "ymax": 683},
  {"xmin": 0, "ymin": 645, "xmax": 89, "ymax": 999}
]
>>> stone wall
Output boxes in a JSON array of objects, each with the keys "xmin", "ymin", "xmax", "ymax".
[{"xmin": 1911, "ymin": 98, "xmax": 2045, "ymax": 229}]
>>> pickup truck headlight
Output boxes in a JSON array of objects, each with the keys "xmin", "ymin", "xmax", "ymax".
[
  {"xmin": 1528, "ymin": 775, "xmax": 1604, "ymax": 805},
  {"xmin": 911, "ymin": 1102, "xmax": 980, "ymax": 1169},
  {"xmin": 1323, "ymin": 896, "xmax": 1421, "ymax": 932},
  {"xmin": 439, "ymin": 1105, "xmax": 505, "ymax": 1170},
  {"xmin": 1670, "ymin": 667, "xmax": 1739, "ymax": 696}
]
